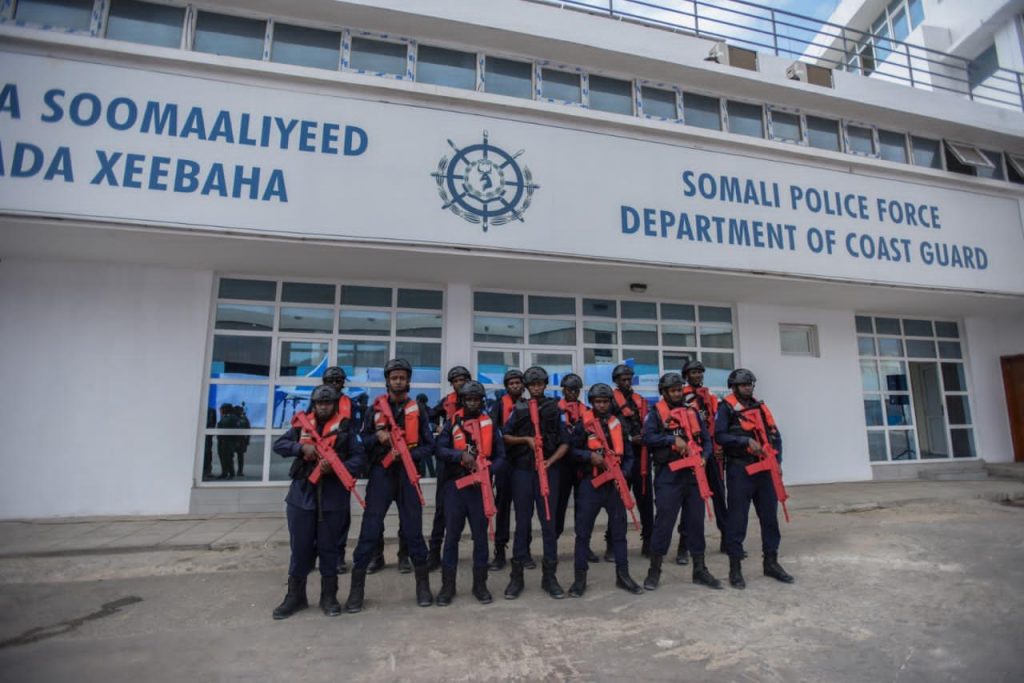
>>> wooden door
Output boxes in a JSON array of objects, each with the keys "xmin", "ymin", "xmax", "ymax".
[{"xmin": 1002, "ymin": 355, "xmax": 1024, "ymax": 462}]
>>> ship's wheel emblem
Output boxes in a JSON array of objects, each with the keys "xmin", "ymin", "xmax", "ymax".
[{"xmin": 432, "ymin": 130, "xmax": 539, "ymax": 232}]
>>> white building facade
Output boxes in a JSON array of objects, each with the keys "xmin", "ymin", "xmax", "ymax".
[{"xmin": 1, "ymin": 0, "xmax": 1022, "ymax": 518}]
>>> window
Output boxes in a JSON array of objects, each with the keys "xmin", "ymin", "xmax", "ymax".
[
  {"xmin": 878, "ymin": 129, "xmax": 908, "ymax": 163},
  {"xmin": 105, "ymin": 0, "xmax": 185, "ymax": 49},
  {"xmin": 857, "ymin": 314, "xmax": 974, "ymax": 462},
  {"xmin": 201, "ymin": 277, "xmax": 444, "ymax": 484},
  {"xmin": 911, "ymin": 136, "xmax": 943, "ymax": 169},
  {"xmin": 806, "ymin": 115, "xmax": 841, "ymax": 151},
  {"xmin": 726, "ymin": 100, "xmax": 764, "ymax": 138},
  {"xmin": 271, "ymin": 23, "xmax": 341, "ymax": 71},
  {"xmin": 845, "ymin": 123, "xmax": 877, "ymax": 157},
  {"xmin": 483, "ymin": 57, "xmax": 532, "ymax": 99},
  {"xmin": 975, "ymin": 150, "xmax": 1004, "ymax": 180},
  {"xmin": 640, "ymin": 85, "xmax": 677, "ymax": 120},
  {"xmin": 14, "ymin": 0, "xmax": 93, "ymax": 31},
  {"xmin": 944, "ymin": 140, "xmax": 995, "ymax": 177},
  {"xmin": 194, "ymin": 11, "xmax": 266, "ymax": 60},
  {"xmin": 540, "ymin": 67, "xmax": 582, "ymax": 103},
  {"xmin": 779, "ymin": 324, "xmax": 819, "ymax": 356},
  {"xmin": 416, "ymin": 45, "xmax": 477, "ymax": 90},
  {"xmin": 683, "ymin": 92, "xmax": 721, "ymax": 130},
  {"xmin": 1006, "ymin": 153, "xmax": 1024, "ymax": 185},
  {"xmin": 347, "ymin": 36, "xmax": 409, "ymax": 77},
  {"xmin": 769, "ymin": 108, "xmax": 803, "ymax": 144},
  {"xmin": 588, "ymin": 75, "xmax": 633, "ymax": 115}
]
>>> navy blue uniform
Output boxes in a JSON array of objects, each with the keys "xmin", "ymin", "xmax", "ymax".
[
  {"xmin": 677, "ymin": 389, "xmax": 728, "ymax": 547},
  {"xmin": 715, "ymin": 397, "xmax": 784, "ymax": 559},
  {"xmin": 435, "ymin": 413, "xmax": 507, "ymax": 570},
  {"xmin": 643, "ymin": 402, "xmax": 712, "ymax": 558},
  {"xmin": 611, "ymin": 390, "xmax": 655, "ymax": 544},
  {"xmin": 427, "ymin": 393, "xmax": 460, "ymax": 557},
  {"xmin": 503, "ymin": 397, "xmax": 569, "ymax": 563},
  {"xmin": 571, "ymin": 416, "xmax": 635, "ymax": 571},
  {"xmin": 351, "ymin": 397, "xmax": 435, "ymax": 570},
  {"xmin": 273, "ymin": 415, "xmax": 366, "ymax": 579},
  {"xmin": 556, "ymin": 401, "xmax": 586, "ymax": 538},
  {"xmin": 490, "ymin": 395, "xmax": 519, "ymax": 551}
]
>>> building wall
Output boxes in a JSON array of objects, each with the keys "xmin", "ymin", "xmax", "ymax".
[
  {"xmin": 735, "ymin": 303, "xmax": 873, "ymax": 484},
  {"xmin": 964, "ymin": 313, "xmax": 1024, "ymax": 463},
  {"xmin": 0, "ymin": 258, "xmax": 213, "ymax": 518}
]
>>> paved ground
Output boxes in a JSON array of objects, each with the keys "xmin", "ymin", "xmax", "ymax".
[{"xmin": 1, "ymin": 479, "xmax": 1023, "ymax": 682}]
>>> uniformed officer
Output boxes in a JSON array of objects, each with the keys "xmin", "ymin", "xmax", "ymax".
[
  {"xmin": 426, "ymin": 365, "xmax": 472, "ymax": 572},
  {"xmin": 610, "ymin": 364, "xmax": 655, "ymax": 558},
  {"xmin": 271, "ymin": 384, "xmax": 366, "ymax": 619},
  {"xmin": 434, "ymin": 381, "xmax": 506, "ymax": 605},
  {"xmin": 555, "ymin": 373, "xmax": 585, "ymax": 540},
  {"xmin": 716, "ymin": 368, "xmax": 795, "ymax": 589},
  {"xmin": 568, "ymin": 383, "xmax": 644, "ymax": 597},
  {"xmin": 642, "ymin": 372, "xmax": 722, "ymax": 591},
  {"xmin": 345, "ymin": 358, "xmax": 436, "ymax": 612},
  {"xmin": 502, "ymin": 366, "xmax": 570, "ymax": 599},
  {"xmin": 489, "ymin": 368, "xmax": 531, "ymax": 571},
  {"xmin": 322, "ymin": 366, "xmax": 356, "ymax": 575},
  {"xmin": 675, "ymin": 359, "xmax": 733, "ymax": 564}
]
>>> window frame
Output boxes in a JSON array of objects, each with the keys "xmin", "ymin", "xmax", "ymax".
[
  {"xmin": 636, "ymin": 80, "xmax": 682, "ymax": 122},
  {"xmin": 723, "ymin": 97, "xmax": 766, "ymax": 139},
  {"xmin": 535, "ymin": 61, "xmax": 585, "ymax": 106},
  {"xmin": 342, "ymin": 28, "xmax": 415, "ymax": 80},
  {"xmin": 585, "ymin": 71, "xmax": 636, "ymax": 116},
  {"xmin": 843, "ymin": 120, "xmax": 880, "ymax": 158},
  {"xmin": 944, "ymin": 140, "xmax": 996, "ymax": 169},
  {"xmin": 779, "ymin": 323, "xmax": 820, "ymax": 357},
  {"xmin": 767, "ymin": 105, "xmax": 806, "ymax": 145}
]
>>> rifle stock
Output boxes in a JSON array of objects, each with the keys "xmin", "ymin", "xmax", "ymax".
[{"xmin": 527, "ymin": 399, "xmax": 552, "ymax": 522}]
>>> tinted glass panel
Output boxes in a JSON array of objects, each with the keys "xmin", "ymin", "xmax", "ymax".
[
  {"xmin": 477, "ymin": 350, "xmax": 520, "ymax": 385},
  {"xmin": 337, "ymin": 341, "xmax": 389, "ymax": 383},
  {"xmin": 341, "ymin": 285, "xmax": 391, "ymax": 307},
  {"xmin": 726, "ymin": 101, "xmax": 763, "ymax": 138},
  {"xmin": 279, "ymin": 341, "xmax": 328, "ymax": 377},
  {"xmin": 663, "ymin": 324, "xmax": 696, "ymax": 347},
  {"xmin": 858, "ymin": 336, "xmax": 876, "ymax": 356},
  {"xmin": 542, "ymin": 69, "xmax": 581, "ymax": 102},
  {"xmin": 531, "ymin": 353, "xmax": 574, "ymax": 386},
  {"xmin": 474, "ymin": 292, "xmax": 523, "ymax": 314},
  {"xmin": 902, "ymin": 319, "xmax": 933, "ymax": 336},
  {"xmin": 867, "ymin": 430, "xmax": 888, "ymax": 461},
  {"xmin": 416, "ymin": 45, "xmax": 476, "ymax": 90},
  {"xmin": 701, "ymin": 352, "xmax": 734, "ymax": 387},
  {"xmin": 484, "ymin": 57, "xmax": 532, "ymax": 98},
  {"xmin": 208, "ymin": 385, "xmax": 268, "ymax": 429},
  {"xmin": 584, "ymin": 347, "xmax": 615, "ymax": 385},
  {"xmin": 194, "ymin": 12, "xmax": 265, "ymax": 60},
  {"xmin": 219, "ymin": 278, "xmax": 275, "ymax": 301},
  {"xmin": 889, "ymin": 430, "xmax": 917, "ymax": 460},
  {"xmin": 861, "ymin": 360, "xmax": 880, "ymax": 391},
  {"xmin": 280, "ymin": 307, "xmax": 333, "ymax": 334},
  {"xmin": 942, "ymin": 363, "xmax": 966, "ymax": 391},
  {"xmin": 396, "ymin": 312, "xmax": 442, "ymax": 338},
  {"xmin": 395, "ymin": 342, "xmax": 442, "ymax": 382},
  {"xmin": 807, "ymin": 116, "xmax": 841, "ymax": 151},
  {"xmin": 621, "ymin": 301, "xmax": 657, "ymax": 319},
  {"xmin": 700, "ymin": 325, "xmax": 733, "ymax": 349},
  {"xmin": 864, "ymin": 398, "xmax": 883, "ymax": 426},
  {"xmin": 583, "ymin": 321, "xmax": 616, "ymax": 345},
  {"xmin": 589, "ymin": 75, "xmax": 632, "ymax": 115},
  {"xmin": 529, "ymin": 319, "xmax": 576, "ymax": 345},
  {"xmin": 529, "ymin": 296, "xmax": 575, "ymax": 316},
  {"xmin": 211, "ymin": 335, "xmax": 272, "ymax": 378},
  {"xmin": 583, "ymin": 299, "xmax": 616, "ymax": 318},
  {"xmin": 215, "ymin": 434, "xmax": 263, "ymax": 481},
  {"xmin": 951, "ymin": 429, "xmax": 975, "ymax": 458},
  {"xmin": 855, "ymin": 315, "xmax": 873, "ymax": 334},
  {"xmin": 976, "ymin": 151, "xmax": 1004, "ymax": 180},
  {"xmin": 905, "ymin": 339, "xmax": 936, "ymax": 358},
  {"xmin": 879, "ymin": 361, "xmax": 908, "ymax": 391},
  {"xmin": 216, "ymin": 304, "xmax": 274, "ymax": 331},
  {"xmin": 878, "ymin": 338, "xmax": 903, "ymax": 357},
  {"xmin": 282, "ymin": 282, "xmax": 335, "ymax": 304},
  {"xmin": 271, "ymin": 23, "xmax": 340, "ymax": 70},
  {"xmin": 397, "ymin": 289, "xmax": 443, "ymax": 310},
  {"xmin": 683, "ymin": 93, "xmax": 721, "ymax": 130},
  {"xmin": 946, "ymin": 395, "xmax": 971, "ymax": 424},
  {"xmin": 349, "ymin": 37, "xmax": 407, "ymax": 76},
  {"xmin": 875, "ymin": 317, "xmax": 901, "ymax": 335},
  {"xmin": 106, "ymin": 0, "xmax": 184, "ymax": 48},
  {"xmin": 885, "ymin": 395, "xmax": 913, "ymax": 426},
  {"xmin": 878, "ymin": 130, "xmax": 908, "ymax": 163},
  {"xmin": 663, "ymin": 351, "xmax": 695, "ymax": 375},
  {"xmin": 847, "ymin": 125, "xmax": 875, "ymax": 155},
  {"xmin": 699, "ymin": 306, "xmax": 732, "ymax": 323},
  {"xmin": 661, "ymin": 303, "xmax": 695, "ymax": 321},
  {"xmin": 339, "ymin": 310, "xmax": 390, "ymax": 336},
  {"xmin": 623, "ymin": 349, "xmax": 659, "ymax": 384},
  {"xmin": 622, "ymin": 323, "xmax": 658, "ymax": 345},
  {"xmin": 771, "ymin": 110, "xmax": 801, "ymax": 142},
  {"xmin": 272, "ymin": 386, "xmax": 316, "ymax": 429},
  {"xmin": 911, "ymin": 136, "xmax": 943, "ymax": 169},
  {"xmin": 938, "ymin": 341, "xmax": 962, "ymax": 359},
  {"xmin": 642, "ymin": 86, "xmax": 676, "ymax": 119},
  {"xmin": 15, "ymin": 0, "xmax": 92, "ymax": 30},
  {"xmin": 935, "ymin": 321, "xmax": 959, "ymax": 338},
  {"xmin": 474, "ymin": 316, "xmax": 523, "ymax": 344}
]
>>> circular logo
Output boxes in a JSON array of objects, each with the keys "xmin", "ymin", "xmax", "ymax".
[{"xmin": 432, "ymin": 131, "xmax": 539, "ymax": 232}]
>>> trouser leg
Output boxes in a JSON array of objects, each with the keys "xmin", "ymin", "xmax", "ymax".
[
  {"xmin": 681, "ymin": 481, "xmax": 706, "ymax": 556},
  {"xmin": 650, "ymin": 466, "xmax": 684, "ymax": 558},
  {"xmin": 287, "ymin": 504, "xmax": 317, "ymax": 578},
  {"xmin": 441, "ymin": 480, "xmax": 465, "ymax": 571},
  {"xmin": 606, "ymin": 489, "xmax": 629, "ymax": 569},
  {"xmin": 706, "ymin": 456, "xmax": 728, "ymax": 535},
  {"xmin": 725, "ymin": 461, "xmax": 754, "ymax": 559},
  {"xmin": 464, "ymin": 489, "xmax": 490, "ymax": 569},
  {"xmin": 429, "ymin": 470, "xmax": 447, "ymax": 552},
  {"xmin": 493, "ymin": 467, "xmax": 513, "ymax": 547},
  {"xmin": 511, "ymin": 469, "xmax": 535, "ymax": 562},
  {"xmin": 536, "ymin": 467, "xmax": 560, "ymax": 562},
  {"xmin": 398, "ymin": 468, "xmax": 429, "ymax": 566},
  {"xmin": 352, "ymin": 467, "xmax": 395, "ymax": 570},
  {"xmin": 752, "ymin": 471, "xmax": 782, "ymax": 554},
  {"xmin": 573, "ymin": 482, "xmax": 600, "ymax": 571},
  {"xmin": 316, "ymin": 509, "xmax": 343, "ymax": 578}
]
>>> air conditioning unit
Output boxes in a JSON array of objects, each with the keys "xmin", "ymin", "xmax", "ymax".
[
  {"xmin": 706, "ymin": 42, "xmax": 758, "ymax": 72},
  {"xmin": 786, "ymin": 61, "xmax": 834, "ymax": 88}
]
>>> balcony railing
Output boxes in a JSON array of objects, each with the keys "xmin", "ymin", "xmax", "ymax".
[{"xmin": 527, "ymin": 0, "xmax": 1024, "ymax": 112}]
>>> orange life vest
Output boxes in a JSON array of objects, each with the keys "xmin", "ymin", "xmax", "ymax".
[
  {"xmin": 613, "ymin": 388, "xmax": 648, "ymax": 423},
  {"xmin": 582, "ymin": 410, "xmax": 625, "ymax": 478},
  {"xmin": 336, "ymin": 395, "xmax": 353, "ymax": 423},
  {"xmin": 451, "ymin": 409, "xmax": 494, "ymax": 458},
  {"xmin": 682, "ymin": 385, "xmax": 717, "ymax": 429},
  {"xmin": 723, "ymin": 394, "xmax": 778, "ymax": 445},
  {"xmin": 442, "ymin": 391, "xmax": 459, "ymax": 420},
  {"xmin": 373, "ymin": 397, "xmax": 421, "ymax": 447},
  {"xmin": 499, "ymin": 394, "xmax": 517, "ymax": 424},
  {"xmin": 559, "ymin": 399, "xmax": 585, "ymax": 428},
  {"xmin": 299, "ymin": 410, "xmax": 345, "ymax": 449},
  {"xmin": 655, "ymin": 400, "xmax": 703, "ymax": 443}
]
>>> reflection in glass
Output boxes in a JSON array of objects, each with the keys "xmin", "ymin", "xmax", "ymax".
[
  {"xmin": 396, "ymin": 342, "xmax": 442, "ymax": 383},
  {"xmin": 531, "ymin": 353, "xmax": 574, "ymax": 386},
  {"xmin": 416, "ymin": 45, "xmax": 476, "ymax": 90},
  {"xmin": 663, "ymin": 351, "xmax": 695, "ymax": 375},
  {"xmin": 663, "ymin": 324, "xmax": 697, "ymax": 347},
  {"xmin": 941, "ymin": 363, "xmax": 966, "ymax": 392},
  {"xmin": 341, "ymin": 285, "xmax": 391, "ymax": 307},
  {"xmin": 623, "ymin": 349, "xmax": 659, "ymax": 385},
  {"xmin": 879, "ymin": 361, "xmax": 908, "ymax": 391},
  {"xmin": 349, "ymin": 37, "xmax": 407, "ymax": 76},
  {"xmin": 107, "ymin": 0, "xmax": 185, "ymax": 48},
  {"xmin": 905, "ymin": 339, "xmax": 936, "ymax": 358},
  {"xmin": 885, "ymin": 394, "xmax": 913, "ymax": 426},
  {"xmin": 642, "ymin": 86, "xmax": 676, "ymax": 119},
  {"xmin": 529, "ymin": 319, "xmax": 576, "ymax": 345},
  {"xmin": 867, "ymin": 431, "xmax": 888, "ymax": 461},
  {"xmin": 542, "ymin": 69, "xmax": 581, "ymax": 102},
  {"xmin": 529, "ymin": 295, "xmax": 575, "ymax": 316},
  {"xmin": 280, "ymin": 307, "xmax": 333, "ymax": 334},
  {"xmin": 622, "ymin": 323, "xmax": 658, "ymax": 345},
  {"xmin": 701, "ymin": 351, "xmax": 734, "ymax": 388},
  {"xmin": 846, "ymin": 125, "xmax": 875, "ymax": 155},
  {"xmin": 583, "ymin": 299, "xmax": 616, "ymax": 318},
  {"xmin": 946, "ymin": 395, "xmax": 971, "ymax": 424},
  {"xmin": 280, "ymin": 341, "xmax": 329, "ymax": 377},
  {"xmin": 477, "ymin": 350, "xmax": 520, "ymax": 385},
  {"xmin": 938, "ymin": 341, "xmax": 962, "ymax": 359},
  {"xmin": 282, "ymin": 282, "xmax": 335, "ymax": 304},
  {"xmin": 397, "ymin": 289, "xmax": 443, "ymax": 310},
  {"xmin": 474, "ymin": 316, "xmax": 523, "ymax": 344},
  {"xmin": 269, "ymin": 431, "xmax": 294, "ymax": 482},
  {"xmin": 271, "ymin": 23, "xmax": 340, "ymax": 70},
  {"xmin": 878, "ymin": 337, "xmax": 903, "ymax": 358},
  {"xmin": 194, "ymin": 11, "xmax": 265, "ymax": 59},
  {"xmin": 484, "ymin": 57, "xmax": 532, "ymax": 99},
  {"xmin": 215, "ymin": 304, "xmax": 273, "ymax": 331},
  {"xmin": 951, "ymin": 429, "xmax": 976, "ymax": 458},
  {"xmin": 889, "ymin": 430, "xmax": 917, "ymax": 460},
  {"xmin": 208, "ymin": 384, "xmax": 268, "ymax": 428},
  {"xmin": 474, "ymin": 292, "xmax": 523, "ymax": 313},
  {"xmin": 338, "ymin": 340, "xmax": 389, "ymax": 382},
  {"xmin": 860, "ymin": 360, "xmax": 880, "ymax": 391},
  {"xmin": 584, "ymin": 347, "xmax": 615, "ymax": 385},
  {"xmin": 396, "ymin": 312, "xmax": 442, "ymax": 338},
  {"xmin": 272, "ymin": 385, "xmax": 315, "ymax": 428},
  {"xmin": 340, "ymin": 310, "xmax": 391, "ymax": 336},
  {"xmin": 771, "ymin": 110, "xmax": 801, "ymax": 142},
  {"xmin": 863, "ymin": 398, "xmax": 883, "ymax": 426},
  {"xmin": 583, "ymin": 321, "xmax": 617, "ymax": 345},
  {"xmin": 219, "ymin": 278, "xmax": 275, "ymax": 301},
  {"xmin": 858, "ymin": 336, "xmax": 875, "ymax": 356},
  {"xmin": 700, "ymin": 325, "xmax": 734, "ymax": 349},
  {"xmin": 211, "ymin": 434, "xmax": 265, "ymax": 481},
  {"xmin": 211, "ymin": 335, "xmax": 272, "ymax": 378}
]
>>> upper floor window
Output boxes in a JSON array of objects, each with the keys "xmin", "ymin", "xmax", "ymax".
[
  {"xmin": 271, "ymin": 23, "xmax": 341, "ymax": 71},
  {"xmin": 194, "ymin": 11, "xmax": 265, "ymax": 60},
  {"xmin": 15, "ymin": 0, "xmax": 93, "ymax": 31}
]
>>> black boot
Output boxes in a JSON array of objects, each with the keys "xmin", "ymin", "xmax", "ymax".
[
  {"xmin": 504, "ymin": 560, "xmax": 525, "ymax": 600},
  {"xmin": 426, "ymin": 546, "xmax": 442, "ymax": 573},
  {"xmin": 414, "ymin": 565, "xmax": 434, "ymax": 607},
  {"xmin": 344, "ymin": 568, "xmax": 366, "ymax": 613},
  {"xmin": 436, "ymin": 567, "xmax": 456, "ymax": 606},
  {"xmin": 540, "ymin": 559, "xmax": 565, "ymax": 599},
  {"xmin": 587, "ymin": 547, "xmax": 600, "ymax": 563},
  {"xmin": 641, "ymin": 537, "xmax": 651, "ymax": 558},
  {"xmin": 691, "ymin": 554, "xmax": 723, "ymax": 590},
  {"xmin": 397, "ymin": 553, "xmax": 413, "ymax": 574},
  {"xmin": 644, "ymin": 555, "xmax": 663, "ymax": 591},
  {"xmin": 675, "ymin": 539, "xmax": 689, "ymax": 565},
  {"xmin": 615, "ymin": 567, "xmax": 644, "ymax": 595},
  {"xmin": 729, "ymin": 556, "xmax": 746, "ymax": 590},
  {"xmin": 367, "ymin": 542, "xmax": 385, "ymax": 575},
  {"xmin": 568, "ymin": 569, "xmax": 587, "ymax": 598},
  {"xmin": 272, "ymin": 575, "xmax": 308, "ymax": 620},
  {"xmin": 472, "ymin": 566, "xmax": 493, "ymax": 604},
  {"xmin": 489, "ymin": 544, "xmax": 507, "ymax": 571},
  {"xmin": 320, "ymin": 576, "xmax": 342, "ymax": 616},
  {"xmin": 763, "ymin": 552, "xmax": 795, "ymax": 583}
]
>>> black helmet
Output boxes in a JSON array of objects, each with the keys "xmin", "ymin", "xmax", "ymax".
[
  {"xmin": 311, "ymin": 384, "xmax": 340, "ymax": 403},
  {"xmin": 560, "ymin": 373, "xmax": 583, "ymax": 390},
  {"xmin": 323, "ymin": 366, "xmax": 347, "ymax": 382},
  {"xmin": 727, "ymin": 368, "xmax": 757, "ymax": 387},
  {"xmin": 384, "ymin": 358, "xmax": 413, "ymax": 378},
  {"xmin": 658, "ymin": 372, "xmax": 684, "ymax": 393},
  {"xmin": 681, "ymin": 359, "xmax": 705, "ymax": 375},
  {"xmin": 587, "ymin": 383, "xmax": 614, "ymax": 402},
  {"xmin": 458, "ymin": 381, "xmax": 486, "ymax": 399},
  {"xmin": 612, "ymin": 364, "xmax": 634, "ymax": 380},
  {"xmin": 503, "ymin": 369, "xmax": 524, "ymax": 386},
  {"xmin": 447, "ymin": 365, "xmax": 471, "ymax": 382},
  {"xmin": 523, "ymin": 366, "xmax": 549, "ymax": 386}
]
